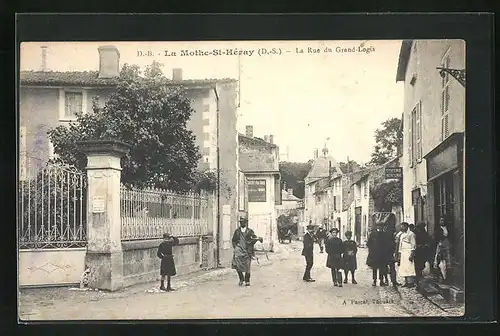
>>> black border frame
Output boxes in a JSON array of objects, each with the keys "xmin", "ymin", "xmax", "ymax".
[{"xmin": 8, "ymin": 13, "xmax": 495, "ymax": 331}]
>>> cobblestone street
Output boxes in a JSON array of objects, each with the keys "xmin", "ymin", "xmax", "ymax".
[{"xmin": 19, "ymin": 242, "xmax": 462, "ymax": 320}]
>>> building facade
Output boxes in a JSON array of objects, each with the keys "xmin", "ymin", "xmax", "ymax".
[
  {"xmin": 238, "ymin": 126, "xmax": 281, "ymax": 251},
  {"xmin": 396, "ymin": 39, "xmax": 465, "ymax": 289}
]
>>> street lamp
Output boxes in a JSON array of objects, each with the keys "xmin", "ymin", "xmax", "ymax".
[{"xmin": 436, "ymin": 67, "xmax": 466, "ymax": 87}]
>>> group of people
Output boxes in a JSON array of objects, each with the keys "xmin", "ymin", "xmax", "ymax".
[
  {"xmin": 154, "ymin": 210, "xmax": 453, "ymax": 291},
  {"xmin": 301, "ymin": 224, "xmax": 359, "ymax": 286}
]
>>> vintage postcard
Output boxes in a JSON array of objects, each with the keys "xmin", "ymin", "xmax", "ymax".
[{"xmin": 18, "ymin": 40, "xmax": 465, "ymax": 320}]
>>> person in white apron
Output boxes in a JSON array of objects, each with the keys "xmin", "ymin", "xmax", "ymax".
[{"xmin": 398, "ymin": 222, "xmax": 416, "ymax": 287}]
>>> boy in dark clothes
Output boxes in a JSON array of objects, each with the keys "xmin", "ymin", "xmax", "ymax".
[
  {"xmin": 342, "ymin": 231, "xmax": 358, "ymax": 284},
  {"xmin": 325, "ymin": 227, "xmax": 345, "ymax": 287},
  {"xmin": 157, "ymin": 232, "xmax": 179, "ymax": 291}
]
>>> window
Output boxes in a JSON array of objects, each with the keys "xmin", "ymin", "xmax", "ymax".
[
  {"xmin": 248, "ymin": 179, "xmax": 266, "ymax": 202},
  {"xmin": 409, "ymin": 101, "xmax": 423, "ymax": 167},
  {"xmin": 59, "ymin": 89, "xmax": 87, "ymax": 121},
  {"xmin": 64, "ymin": 92, "xmax": 83, "ymax": 119},
  {"xmin": 333, "ymin": 196, "xmax": 337, "ymax": 211},
  {"xmin": 441, "ymin": 49, "xmax": 451, "ymax": 141},
  {"xmin": 364, "ymin": 181, "xmax": 368, "ymax": 198}
]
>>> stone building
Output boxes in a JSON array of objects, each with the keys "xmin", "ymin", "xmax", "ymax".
[
  {"xmin": 238, "ymin": 126, "xmax": 281, "ymax": 251},
  {"xmin": 396, "ymin": 39, "xmax": 465, "ymax": 290}
]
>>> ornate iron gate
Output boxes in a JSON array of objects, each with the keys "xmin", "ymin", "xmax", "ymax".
[{"xmin": 18, "ymin": 157, "xmax": 87, "ymax": 249}]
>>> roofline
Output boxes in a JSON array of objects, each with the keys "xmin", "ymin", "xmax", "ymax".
[
  {"xmin": 238, "ymin": 133, "xmax": 278, "ymax": 148},
  {"xmin": 396, "ymin": 40, "xmax": 413, "ymax": 82},
  {"xmin": 242, "ymin": 170, "xmax": 280, "ymax": 176}
]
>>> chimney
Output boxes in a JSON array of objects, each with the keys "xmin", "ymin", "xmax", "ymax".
[
  {"xmin": 314, "ymin": 149, "xmax": 319, "ymax": 159},
  {"xmin": 264, "ymin": 135, "xmax": 269, "ymax": 142},
  {"xmin": 173, "ymin": 68, "xmax": 183, "ymax": 81},
  {"xmin": 98, "ymin": 45, "xmax": 120, "ymax": 79},
  {"xmin": 269, "ymin": 135, "xmax": 274, "ymax": 144},
  {"xmin": 246, "ymin": 125, "xmax": 253, "ymax": 138},
  {"xmin": 40, "ymin": 46, "xmax": 48, "ymax": 72}
]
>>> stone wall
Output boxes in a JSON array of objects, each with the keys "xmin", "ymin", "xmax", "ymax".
[{"xmin": 121, "ymin": 235, "xmax": 214, "ymax": 287}]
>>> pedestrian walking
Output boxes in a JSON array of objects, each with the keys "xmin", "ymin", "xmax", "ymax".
[
  {"xmin": 414, "ymin": 222, "xmax": 432, "ymax": 286},
  {"xmin": 301, "ymin": 224, "xmax": 316, "ymax": 282},
  {"xmin": 325, "ymin": 227, "xmax": 344, "ymax": 287},
  {"xmin": 433, "ymin": 217, "xmax": 452, "ymax": 284},
  {"xmin": 342, "ymin": 230, "xmax": 358, "ymax": 284},
  {"xmin": 366, "ymin": 222, "xmax": 388, "ymax": 286},
  {"xmin": 398, "ymin": 222, "xmax": 417, "ymax": 288},
  {"xmin": 156, "ymin": 232, "xmax": 180, "ymax": 292},
  {"xmin": 316, "ymin": 226, "xmax": 327, "ymax": 253},
  {"xmin": 231, "ymin": 211, "xmax": 263, "ymax": 286}
]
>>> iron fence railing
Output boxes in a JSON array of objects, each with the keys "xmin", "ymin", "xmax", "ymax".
[
  {"xmin": 18, "ymin": 156, "xmax": 87, "ymax": 249},
  {"xmin": 120, "ymin": 186, "xmax": 211, "ymax": 241}
]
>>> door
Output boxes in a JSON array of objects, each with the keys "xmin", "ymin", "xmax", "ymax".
[{"xmin": 355, "ymin": 207, "xmax": 362, "ymax": 244}]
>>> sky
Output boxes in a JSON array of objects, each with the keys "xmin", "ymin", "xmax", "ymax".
[{"xmin": 20, "ymin": 40, "xmax": 404, "ymax": 164}]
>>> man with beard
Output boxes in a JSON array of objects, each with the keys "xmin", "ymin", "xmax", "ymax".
[{"xmin": 231, "ymin": 211, "xmax": 263, "ymax": 286}]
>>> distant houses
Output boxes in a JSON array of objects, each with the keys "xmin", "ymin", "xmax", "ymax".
[{"xmin": 304, "ymin": 150, "xmax": 403, "ymax": 246}]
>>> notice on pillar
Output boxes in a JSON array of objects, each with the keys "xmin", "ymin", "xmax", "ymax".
[{"xmin": 92, "ymin": 196, "xmax": 106, "ymax": 213}]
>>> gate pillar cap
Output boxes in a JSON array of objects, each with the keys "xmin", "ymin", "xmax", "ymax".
[{"xmin": 77, "ymin": 140, "xmax": 130, "ymax": 157}]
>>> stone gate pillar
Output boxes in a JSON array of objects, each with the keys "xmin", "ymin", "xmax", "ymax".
[{"xmin": 79, "ymin": 140, "xmax": 130, "ymax": 291}]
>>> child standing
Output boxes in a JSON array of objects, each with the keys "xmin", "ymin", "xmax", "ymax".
[
  {"xmin": 343, "ymin": 231, "xmax": 358, "ymax": 284},
  {"xmin": 157, "ymin": 232, "xmax": 180, "ymax": 291}
]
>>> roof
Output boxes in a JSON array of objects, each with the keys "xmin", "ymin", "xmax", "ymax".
[
  {"xmin": 281, "ymin": 189, "xmax": 301, "ymax": 202},
  {"xmin": 305, "ymin": 155, "xmax": 340, "ymax": 182},
  {"xmin": 20, "ymin": 70, "xmax": 238, "ymax": 87},
  {"xmin": 395, "ymin": 40, "xmax": 413, "ymax": 82},
  {"xmin": 238, "ymin": 133, "xmax": 277, "ymax": 149}
]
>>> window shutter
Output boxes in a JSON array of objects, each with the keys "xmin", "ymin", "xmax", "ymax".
[
  {"xmin": 408, "ymin": 113, "xmax": 413, "ymax": 168},
  {"xmin": 274, "ymin": 177, "xmax": 282, "ymax": 205},
  {"xmin": 444, "ymin": 114, "xmax": 449, "ymax": 139},
  {"xmin": 416, "ymin": 101, "xmax": 422, "ymax": 162}
]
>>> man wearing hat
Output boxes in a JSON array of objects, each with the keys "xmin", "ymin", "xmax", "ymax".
[
  {"xmin": 301, "ymin": 224, "xmax": 316, "ymax": 282},
  {"xmin": 157, "ymin": 232, "xmax": 180, "ymax": 291},
  {"xmin": 231, "ymin": 211, "xmax": 263, "ymax": 286},
  {"xmin": 325, "ymin": 227, "xmax": 345, "ymax": 287}
]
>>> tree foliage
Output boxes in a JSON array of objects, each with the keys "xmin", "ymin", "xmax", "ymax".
[
  {"xmin": 369, "ymin": 117, "xmax": 403, "ymax": 166},
  {"xmin": 48, "ymin": 61, "xmax": 204, "ymax": 193},
  {"xmin": 279, "ymin": 161, "xmax": 312, "ymax": 199}
]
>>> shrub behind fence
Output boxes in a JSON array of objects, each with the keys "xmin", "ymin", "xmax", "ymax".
[{"xmin": 120, "ymin": 186, "xmax": 211, "ymax": 240}]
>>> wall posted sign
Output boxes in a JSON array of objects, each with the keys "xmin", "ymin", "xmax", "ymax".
[
  {"xmin": 385, "ymin": 167, "xmax": 403, "ymax": 180},
  {"xmin": 92, "ymin": 196, "xmax": 106, "ymax": 213}
]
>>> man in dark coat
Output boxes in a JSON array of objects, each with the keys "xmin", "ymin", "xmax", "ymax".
[
  {"xmin": 157, "ymin": 232, "xmax": 180, "ymax": 291},
  {"xmin": 325, "ymin": 227, "xmax": 345, "ymax": 287},
  {"xmin": 301, "ymin": 224, "xmax": 316, "ymax": 282},
  {"xmin": 316, "ymin": 226, "xmax": 327, "ymax": 253},
  {"xmin": 231, "ymin": 211, "xmax": 262, "ymax": 286},
  {"xmin": 381, "ymin": 223, "xmax": 400, "ymax": 287},
  {"xmin": 414, "ymin": 222, "xmax": 432, "ymax": 286},
  {"xmin": 366, "ymin": 222, "xmax": 388, "ymax": 286}
]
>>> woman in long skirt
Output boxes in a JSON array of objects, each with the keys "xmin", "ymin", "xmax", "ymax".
[
  {"xmin": 157, "ymin": 233, "xmax": 180, "ymax": 291},
  {"xmin": 398, "ymin": 222, "xmax": 417, "ymax": 288}
]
